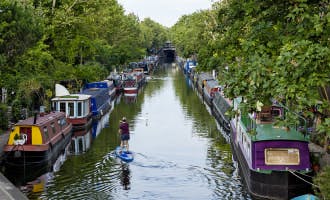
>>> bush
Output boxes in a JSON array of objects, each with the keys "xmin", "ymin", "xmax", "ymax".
[
  {"xmin": 0, "ymin": 104, "xmax": 9, "ymax": 130},
  {"xmin": 313, "ymin": 166, "xmax": 330, "ymax": 199}
]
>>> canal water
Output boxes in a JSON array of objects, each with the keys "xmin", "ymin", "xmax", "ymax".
[{"xmin": 27, "ymin": 65, "xmax": 252, "ymax": 200}]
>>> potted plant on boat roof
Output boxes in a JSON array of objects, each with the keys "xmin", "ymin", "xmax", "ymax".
[
  {"xmin": 13, "ymin": 133, "xmax": 26, "ymax": 145},
  {"xmin": 273, "ymin": 111, "xmax": 300, "ymax": 132}
]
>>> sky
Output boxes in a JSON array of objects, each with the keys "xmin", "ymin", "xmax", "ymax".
[{"xmin": 117, "ymin": 0, "xmax": 214, "ymax": 27}]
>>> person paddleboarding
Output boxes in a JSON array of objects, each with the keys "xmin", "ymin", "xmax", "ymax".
[{"xmin": 119, "ymin": 117, "xmax": 130, "ymax": 152}]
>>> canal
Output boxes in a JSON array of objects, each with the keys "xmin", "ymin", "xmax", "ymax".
[{"xmin": 28, "ymin": 65, "xmax": 252, "ymax": 200}]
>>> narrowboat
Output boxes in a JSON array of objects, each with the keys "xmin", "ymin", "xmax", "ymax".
[
  {"xmin": 84, "ymin": 80, "xmax": 116, "ymax": 101},
  {"xmin": 122, "ymin": 69, "xmax": 146, "ymax": 96},
  {"xmin": 202, "ymin": 79, "xmax": 220, "ymax": 107},
  {"xmin": 138, "ymin": 61, "xmax": 150, "ymax": 75},
  {"xmin": 107, "ymin": 72, "xmax": 123, "ymax": 95},
  {"xmin": 158, "ymin": 41, "xmax": 176, "ymax": 63},
  {"xmin": 3, "ymin": 112, "xmax": 72, "ymax": 182},
  {"xmin": 230, "ymin": 97, "xmax": 313, "ymax": 199},
  {"xmin": 52, "ymin": 84, "xmax": 92, "ymax": 130},
  {"xmin": 195, "ymin": 72, "xmax": 218, "ymax": 106},
  {"xmin": 183, "ymin": 59, "xmax": 197, "ymax": 75},
  {"xmin": 81, "ymin": 81, "xmax": 113, "ymax": 119},
  {"xmin": 211, "ymin": 90, "xmax": 232, "ymax": 133}
]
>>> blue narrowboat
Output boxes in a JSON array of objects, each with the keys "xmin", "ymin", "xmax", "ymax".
[
  {"xmin": 81, "ymin": 81, "xmax": 113, "ymax": 120},
  {"xmin": 183, "ymin": 59, "xmax": 197, "ymax": 75},
  {"xmin": 230, "ymin": 97, "xmax": 313, "ymax": 199}
]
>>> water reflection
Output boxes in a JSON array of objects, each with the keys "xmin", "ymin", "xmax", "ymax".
[
  {"xmin": 21, "ymin": 173, "xmax": 53, "ymax": 196},
  {"xmin": 92, "ymin": 111, "xmax": 110, "ymax": 139},
  {"xmin": 123, "ymin": 94, "xmax": 137, "ymax": 103},
  {"xmin": 120, "ymin": 163, "xmax": 131, "ymax": 190},
  {"xmin": 70, "ymin": 129, "xmax": 92, "ymax": 155}
]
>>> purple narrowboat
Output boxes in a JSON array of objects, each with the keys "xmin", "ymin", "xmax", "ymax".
[{"xmin": 230, "ymin": 97, "xmax": 313, "ymax": 200}]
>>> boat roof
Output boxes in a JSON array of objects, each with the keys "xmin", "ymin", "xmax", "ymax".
[
  {"xmin": 81, "ymin": 87, "xmax": 108, "ymax": 97},
  {"xmin": 198, "ymin": 73, "xmax": 214, "ymax": 81},
  {"xmin": 254, "ymin": 123, "xmax": 309, "ymax": 142},
  {"xmin": 205, "ymin": 79, "xmax": 219, "ymax": 88},
  {"xmin": 84, "ymin": 80, "xmax": 113, "ymax": 89},
  {"xmin": 15, "ymin": 112, "xmax": 65, "ymax": 127},
  {"xmin": 52, "ymin": 94, "xmax": 91, "ymax": 101}
]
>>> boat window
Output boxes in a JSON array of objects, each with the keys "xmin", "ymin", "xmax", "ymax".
[
  {"xmin": 271, "ymin": 106, "xmax": 282, "ymax": 117},
  {"xmin": 259, "ymin": 106, "xmax": 272, "ymax": 122},
  {"xmin": 68, "ymin": 102, "xmax": 74, "ymax": 117},
  {"xmin": 43, "ymin": 126, "xmax": 49, "ymax": 140},
  {"xmin": 77, "ymin": 102, "xmax": 82, "ymax": 117},
  {"xmin": 60, "ymin": 102, "xmax": 66, "ymax": 112},
  {"xmin": 51, "ymin": 123, "xmax": 56, "ymax": 135},
  {"xmin": 84, "ymin": 101, "xmax": 89, "ymax": 115},
  {"xmin": 265, "ymin": 148, "xmax": 300, "ymax": 165}
]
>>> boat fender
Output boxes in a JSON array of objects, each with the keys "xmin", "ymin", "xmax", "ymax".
[
  {"xmin": 49, "ymin": 142, "xmax": 53, "ymax": 149},
  {"xmin": 101, "ymin": 110, "xmax": 103, "ymax": 116},
  {"xmin": 61, "ymin": 133, "xmax": 65, "ymax": 139},
  {"xmin": 14, "ymin": 151, "xmax": 22, "ymax": 158}
]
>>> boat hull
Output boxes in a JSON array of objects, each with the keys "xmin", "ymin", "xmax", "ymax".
[
  {"xmin": 124, "ymin": 87, "xmax": 138, "ymax": 95},
  {"xmin": 211, "ymin": 92, "xmax": 231, "ymax": 132},
  {"xmin": 68, "ymin": 116, "xmax": 93, "ymax": 131}
]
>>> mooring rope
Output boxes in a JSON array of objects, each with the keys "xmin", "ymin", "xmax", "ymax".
[
  {"xmin": 291, "ymin": 169, "xmax": 315, "ymax": 178},
  {"xmin": 288, "ymin": 169, "xmax": 320, "ymax": 189}
]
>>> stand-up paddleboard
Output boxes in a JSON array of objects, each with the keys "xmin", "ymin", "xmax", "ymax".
[{"xmin": 115, "ymin": 146, "xmax": 134, "ymax": 162}]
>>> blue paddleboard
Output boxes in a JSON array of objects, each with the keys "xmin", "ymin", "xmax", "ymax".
[
  {"xmin": 291, "ymin": 194, "xmax": 319, "ymax": 200},
  {"xmin": 115, "ymin": 146, "xmax": 134, "ymax": 162}
]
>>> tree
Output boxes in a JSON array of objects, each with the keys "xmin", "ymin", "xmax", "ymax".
[{"xmin": 140, "ymin": 18, "xmax": 168, "ymax": 55}]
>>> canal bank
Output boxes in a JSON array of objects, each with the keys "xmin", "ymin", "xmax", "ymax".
[{"xmin": 0, "ymin": 131, "xmax": 28, "ymax": 200}]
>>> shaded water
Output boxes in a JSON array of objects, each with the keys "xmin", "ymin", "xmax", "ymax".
[{"xmin": 28, "ymin": 65, "xmax": 251, "ymax": 200}]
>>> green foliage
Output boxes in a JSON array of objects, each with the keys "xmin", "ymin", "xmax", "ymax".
[
  {"xmin": 171, "ymin": 10, "xmax": 213, "ymax": 63},
  {"xmin": 0, "ymin": 0, "xmax": 44, "ymax": 65},
  {"xmin": 140, "ymin": 18, "xmax": 168, "ymax": 55},
  {"xmin": 0, "ymin": 104, "xmax": 8, "ymax": 130},
  {"xmin": 314, "ymin": 166, "xmax": 330, "ymax": 199},
  {"xmin": 0, "ymin": 0, "xmax": 44, "ymax": 94},
  {"xmin": 75, "ymin": 62, "xmax": 108, "ymax": 83},
  {"xmin": 0, "ymin": 0, "xmax": 168, "ymax": 116}
]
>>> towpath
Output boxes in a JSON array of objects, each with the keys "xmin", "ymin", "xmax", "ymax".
[{"xmin": 0, "ymin": 131, "xmax": 28, "ymax": 200}]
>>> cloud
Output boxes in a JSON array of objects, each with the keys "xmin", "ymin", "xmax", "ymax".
[{"xmin": 117, "ymin": 0, "xmax": 212, "ymax": 27}]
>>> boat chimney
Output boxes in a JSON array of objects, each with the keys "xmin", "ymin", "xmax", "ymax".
[
  {"xmin": 40, "ymin": 106, "xmax": 46, "ymax": 117},
  {"xmin": 33, "ymin": 111, "xmax": 38, "ymax": 124}
]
